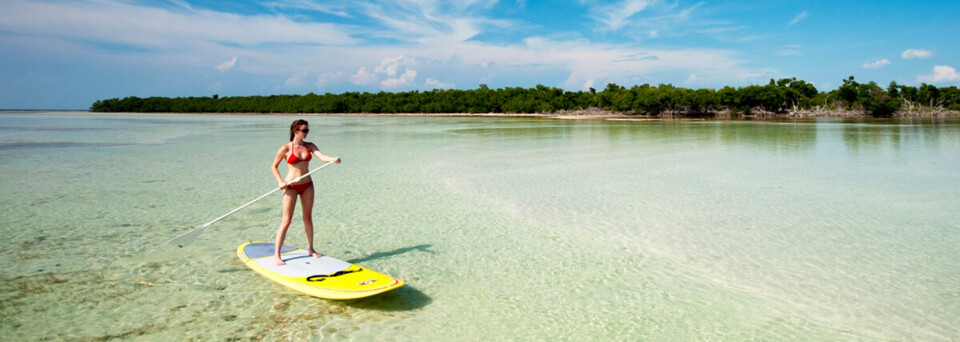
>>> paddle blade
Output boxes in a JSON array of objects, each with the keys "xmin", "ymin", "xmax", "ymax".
[{"xmin": 167, "ymin": 224, "xmax": 207, "ymax": 248}]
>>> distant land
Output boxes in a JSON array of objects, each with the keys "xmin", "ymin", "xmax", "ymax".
[
  {"xmin": 91, "ymin": 77, "xmax": 960, "ymax": 119},
  {"xmin": 0, "ymin": 109, "xmax": 88, "ymax": 112}
]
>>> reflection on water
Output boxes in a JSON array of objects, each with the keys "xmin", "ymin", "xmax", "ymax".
[
  {"xmin": 713, "ymin": 121, "xmax": 816, "ymax": 153},
  {"xmin": 452, "ymin": 119, "xmax": 821, "ymax": 154},
  {"xmin": 0, "ymin": 126, "xmax": 117, "ymax": 132},
  {"xmin": 839, "ymin": 118, "xmax": 960, "ymax": 155},
  {"xmin": 449, "ymin": 118, "xmax": 960, "ymax": 159},
  {"xmin": 0, "ymin": 141, "xmax": 138, "ymax": 149},
  {"xmin": 1, "ymin": 112, "xmax": 958, "ymax": 340}
]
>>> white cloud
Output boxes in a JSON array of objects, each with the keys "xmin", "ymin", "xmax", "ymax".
[
  {"xmin": 699, "ymin": 26, "xmax": 747, "ymax": 34},
  {"xmin": 353, "ymin": 55, "xmax": 422, "ymax": 88},
  {"xmin": 0, "ymin": 0, "xmax": 358, "ymax": 49},
  {"xmin": 685, "ymin": 74, "xmax": 698, "ymax": 84},
  {"xmin": 284, "ymin": 71, "xmax": 308, "ymax": 87},
  {"xmin": 775, "ymin": 49, "xmax": 802, "ymax": 56},
  {"xmin": 507, "ymin": 36, "xmax": 765, "ymax": 89},
  {"xmin": 358, "ymin": 1, "xmax": 497, "ymax": 45},
  {"xmin": 375, "ymin": 56, "xmax": 405, "ymax": 77},
  {"xmin": 217, "ymin": 57, "xmax": 237, "ymax": 72},
  {"xmin": 583, "ymin": 79, "xmax": 595, "ymax": 91},
  {"xmin": 168, "ymin": 0, "xmax": 196, "ymax": 12},
  {"xmin": 613, "ymin": 1, "xmax": 706, "ymax": 36},
  {"xmin": 0, "ymin": 0, "xmax": 780, "ymax": 99},
  {"xmin": 917, "ymin": 65, "xmax": 960, "ymax": 83},
  {"xmin": 350, "ymin": 67, "xmax": 377, "ymax": 85},
  {"xmin": 316, "ymin": 71, "xmax": 344, "ymax": 88},
  {"xmin": 737, "ymin": 35, "xmax": 768, "ymax": 43},
  {"xmin": 591, "ymin": 0, "xmax": 653, "ymax": 31},
  {"xmin": 862, "ymin": 58, "xmax": 891, "ymax": 69},
  {"xmin": 263, "ymin": 0, "xmax": 351, "ymax": 17},
  {"xmin": 382, "ymin": 70, "xmax": 418, "ymax": 87},
  {"xmin": 901, "ymin": 49, "xmax": 932, "ymax": 59},
  {"xmin": 425, "ymin": 78, "xmax": 455, "ymax": 89},
  {"xmin": 788, "ymin": 11, "xmax": 808, "ymax": 26}
]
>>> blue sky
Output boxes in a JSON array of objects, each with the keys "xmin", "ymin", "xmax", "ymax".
[{"xmin": 1, "ymin": 0, "xmax": 958, "ymax": 109}]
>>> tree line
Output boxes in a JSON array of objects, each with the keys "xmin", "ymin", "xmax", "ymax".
[{"xmin": 91, "ymin": 77, "xmax": 960, "ymax": 117}]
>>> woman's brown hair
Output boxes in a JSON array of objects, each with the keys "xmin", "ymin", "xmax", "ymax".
[{"xmin": 289, "ymin": 119, "xmax": 308, "ymax": 141}]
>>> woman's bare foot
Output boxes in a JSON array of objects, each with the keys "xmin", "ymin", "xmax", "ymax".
[
  {"xmin": 308, "ymin": 249, "xmax": 322, "ymax": 258},
  {"xmin": 274, "ymin": 255, "xmax": 286, "ymax": 266}
]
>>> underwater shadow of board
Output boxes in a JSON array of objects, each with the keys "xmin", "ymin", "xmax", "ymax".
[
  {"xmin": 342, "ymin": 244, "xmax": 436, "ymax": 311},
  {"xmin": 346, "ymin": 244, "xmax": 435, "ymax": 264},
  {"xmin": 341, "ymin": 283, "xmax": 432, "ymax": 311}
]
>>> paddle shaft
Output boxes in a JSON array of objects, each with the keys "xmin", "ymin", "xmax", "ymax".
[{"xmin": 168, "ymin": 161, "xmax": 335, "ymax": 247}]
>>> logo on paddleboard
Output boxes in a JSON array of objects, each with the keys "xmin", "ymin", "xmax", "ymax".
[{"xmin": 356, "ymin": 279, "xmax": 376, "ymax": 286}]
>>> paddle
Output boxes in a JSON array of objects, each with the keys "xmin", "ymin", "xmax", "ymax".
[{"xmin": 167, "ymin": 161, "xmax": 336, "ymax": 248}]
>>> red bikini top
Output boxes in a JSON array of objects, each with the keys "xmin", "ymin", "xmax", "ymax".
[{"xmin": 286, "ymin": 143, "xmax": 312, "ymax": 164}]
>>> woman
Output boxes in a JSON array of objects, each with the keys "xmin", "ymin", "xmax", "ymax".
[{"xmin": 270, "ymin": 119, "xmax": 341, "ymax": 266}]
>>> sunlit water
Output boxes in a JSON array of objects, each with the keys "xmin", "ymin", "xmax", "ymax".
[{"xmin": 1, "ymin": 112, "xmax": 958, "ymax": 340}]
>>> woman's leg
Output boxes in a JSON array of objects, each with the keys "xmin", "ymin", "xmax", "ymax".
[
  {"xmin": 300, "ymin": 184, "xmax": 321, "ymax": 257},
  {"xmin": 274, "ymin": 189, "xmax": 298, "ymax": 266}
]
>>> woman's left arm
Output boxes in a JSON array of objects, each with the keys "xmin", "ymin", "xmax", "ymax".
[{"xmin": 310, "ymin": 143, "xmax": 341, "ymax": 164}]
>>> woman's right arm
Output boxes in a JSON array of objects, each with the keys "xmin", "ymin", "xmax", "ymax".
[{"xmin": 271, "ymin": 145, "xmax": 287, "ymax": 189}]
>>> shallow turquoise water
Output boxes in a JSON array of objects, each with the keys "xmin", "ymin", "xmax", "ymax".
[{"xmin": 1, "ymin": 112, "xmax": 958, "ymax": 340}]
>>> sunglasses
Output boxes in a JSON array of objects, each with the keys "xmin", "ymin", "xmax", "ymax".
[{"xmin": 298, "ymin": 128, "xmax": 310, "ymax": 133}]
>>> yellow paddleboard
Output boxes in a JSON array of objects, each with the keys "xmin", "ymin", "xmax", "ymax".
[{"xmin": 237, "ymin": 241, "xmax": 404, "ymax": 300}]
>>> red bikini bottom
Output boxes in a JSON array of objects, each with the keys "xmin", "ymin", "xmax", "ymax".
[{"xmin": 287, "ymin": 181, "xmax": 313, "ymax": 194}]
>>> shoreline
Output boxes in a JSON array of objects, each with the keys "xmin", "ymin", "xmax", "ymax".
[
  {"xmin": 242, "ymin": 109, "xmax": 960, "ymax": 121},
  {"xmin": 8, "ymin": 109, "xmax": 960, "ymax": 121}
]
